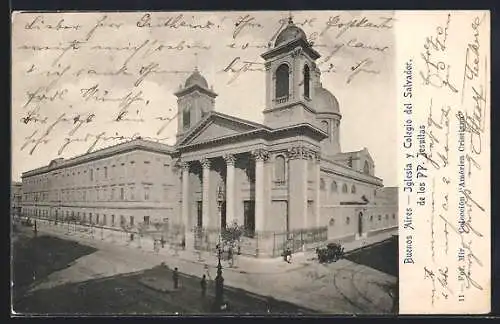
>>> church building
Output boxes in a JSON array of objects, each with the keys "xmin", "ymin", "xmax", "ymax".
[{"xmin": 21, "ymin": 18, "xmax": 397, "ymax": 257}]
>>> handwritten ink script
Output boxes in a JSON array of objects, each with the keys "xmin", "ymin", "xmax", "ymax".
[
  {"xmin": 398, "ymin": 11, "xmax": 490, "ymax": 314},
  {"xmin": 12, "ymin": 11, "xmax": 395, "ymax": 182}
]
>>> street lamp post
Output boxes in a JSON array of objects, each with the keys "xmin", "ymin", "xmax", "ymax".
[{"xmin": 212, "ymin": 186, "xmax": 227, "ymax": 312}]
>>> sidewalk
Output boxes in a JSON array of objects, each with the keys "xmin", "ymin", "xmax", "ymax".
[
  {"xmin": 34, "ymin": 220, "xmax": 396, "ymax": 276},
  {"xmin": 30, "ymin": 221, "xmax": 397, "ymax": 313}
]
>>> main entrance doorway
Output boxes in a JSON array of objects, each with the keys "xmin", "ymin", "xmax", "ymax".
[
  {"xmin": 243, "ymin": 200, "xmax": 255, "ymax": 237},
  {"xmin": 197, "ymin": 201, "xmax": 202, "ymax": 228}
]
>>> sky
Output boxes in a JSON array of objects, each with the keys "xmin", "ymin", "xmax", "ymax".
[{"xmin": 11, "ymin": 11, "xmax": 397, "ymax": 186}]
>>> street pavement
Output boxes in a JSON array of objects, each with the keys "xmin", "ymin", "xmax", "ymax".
[{"xmin": 28, "ymin": 220, "xmax": 397, "ymax": 314}]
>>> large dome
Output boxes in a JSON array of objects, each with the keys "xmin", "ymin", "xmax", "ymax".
[
  {"xmin": 185, "ymin": 69, "xmax": 208, "ymax": 88},
  {"xmin": 314, "ymin": 86, "xmax": 340, "ymax": 115},
  {"xmin": 274, "ymin": 19, "xmax": 308, "ymax": 47}
]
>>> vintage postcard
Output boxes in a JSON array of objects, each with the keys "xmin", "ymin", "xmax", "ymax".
[{"xmin": 10, "ymin": 10, "xmax": 490, "ymax": 315}]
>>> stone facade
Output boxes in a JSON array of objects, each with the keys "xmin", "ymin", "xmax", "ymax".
[
  {"xmin": 21, "ymin": 141, "xmax": 181, "ymax": 229},
  {"xmin": 20, "ymin": 18, "xmax": 397, "ymax": 257}
]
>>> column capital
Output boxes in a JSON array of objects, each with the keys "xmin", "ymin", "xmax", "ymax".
[
  {"xmin": 223, "ymin": 154, "xmax": 236, "ymax": 166},
  {"xmin": 200, "ymin": 157, "xmax": 211, "ymax": 169},
  {"xmin": 252, "ymin": 149, "xmax": 269, "ymax": 162},
  {"xmin": 287, "ymin": 146, "xmax": 309, "ymax": 160},
  {"xmin": 311, "ymin": 151, "xmax": 321, "ymax": 162}
]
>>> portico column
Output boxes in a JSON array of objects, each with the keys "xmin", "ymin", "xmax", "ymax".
[
  {"xmin": 288, "ymin": 146, "xmax": 308, "ymax": 230},
  {"xmin": 223, "ymin": 154, "xmax": 236, "ymax": 227},
  {"xmin": 314, "ymin": 152, "xmax": 321, "ymax": 227},
  {"xmin": 180, "ymin": 161, "xmax": 193, "ymax": 249},
  {"xmin": 252, "ymin": 149, "xmax": 269, "ymax": 232},
  {"xmin": 200, "ymin": 158, "xmax": 211, "ymax": 229}
]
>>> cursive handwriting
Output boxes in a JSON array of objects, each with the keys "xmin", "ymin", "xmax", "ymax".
[
  {"xmin": 221, "ymin": 57, "xmax": 265, "ymax": 84},
  {"xmin": 136, "ymin": 13, "xmax": 215, "ymax": 30},
  {"xmin": 320, "ymin": 15, "xmax": 394, "ymax": 38},
  {"xmin": 419, "ymin": 14, "xmax": 458, "ymax": 94},
  {"xmin": 25, "ymin": 15, "xmax": 82, "ymax": 31},
  {"xmin": 346, "ymin": 58, "xmax": 380, "ymax": 84}
]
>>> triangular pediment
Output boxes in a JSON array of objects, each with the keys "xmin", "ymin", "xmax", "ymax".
[{"xmin": 178, "ymin": 112, "xmax": 266, "ymax": 147}]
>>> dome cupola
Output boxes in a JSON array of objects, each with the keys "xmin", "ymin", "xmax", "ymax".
[
  {"xmin": 314, "ymin": 85, "xmax": 341, "ymax": 116},
  {"xmin": 184, "ymin": 68, "xmax": 209, "ymax": 89},
  {"xmin": 274, "ymin": 17, "xmax": 308, "ymax": 47}
]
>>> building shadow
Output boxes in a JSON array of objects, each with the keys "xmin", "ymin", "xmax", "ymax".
[
  {"xmin": 12, "ymin": 233, "xmax": 97, "ymax": 304},
  {"xmin": 344, "ymin": 235, "xmax": 398, "ymax": 277}
]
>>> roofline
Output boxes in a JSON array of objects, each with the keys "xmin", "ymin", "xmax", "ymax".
[
  {"xmin": 174, "ymin": 84, "xmax": 218, "ymax": 98},
  {"xmin": 176, "ymin": 111, "xmax": 270, "ymax": 147},
  {"xmin": 261, "ymin": 38, "xmax": 321, "ymax": 60},
  {"xmin": 321, "ymin": 156, "xmax": 384, "ymax": 186},
  {"xmin": 177, "ymin": 122, "xmax": 327, "ymax": 151},
  {"xmin": 22, "ymin": 139, "xmax": 175, "ymax": 178}
]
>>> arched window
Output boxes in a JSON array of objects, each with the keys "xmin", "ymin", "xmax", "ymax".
[
  {"xmin": 275, "ymin": 64, "xmax": 289, "ymax": 99},
  {"xmin": 183, "ymin": 109, "xmax": 190, "ymax": 129},
  {"xmin": 385, "ymin": 214, "xmax": 389, "ymax": 220},
  {"xmin": 342, "ymin": 183, "xmax": 348, "ymax": 193},
  {"xmin": 351, "ymin": 184, "xmax": 356, "ymax": 194},
  {"xmin": 370, "ymin": 215, "xmax": 373, "ymax": 221},
  {"xmin": 331, "ymin": 181, "xmax": 338, "ymax": 192},
  {"xmin": 320, "ymin": 178, "xmax": 326, "ymax": 190},
  {"xmin": 303, "ymin": 65, "xmax": 310, "ymax": 99},
  {"xmin": 378, "ymin": 215, "xmax": 381, "ymax": 221},
  {"xmin": 346, "ymin": 217, "xmax": 350, "ymax": 225},
  {"xmin": 274, "ymin": 155, "xmax": 286, "ymax": 183},
  {"xmin": 392, "ymin": 214, "xmax": 395, "ymax": 219},
  {"xmin": 363, "ymin": 161, "xmax": 370, "ymax": 174},
  {"xmin": 329, "ymin": 218, "xmax": 335, "ymax": 226}
]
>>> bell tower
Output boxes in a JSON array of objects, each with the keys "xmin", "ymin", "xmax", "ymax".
[
  {"xmin": 260, "ymin": 16, "xmax": 321, "ymax": 129},
  {"xmin": 175, "ymin": 68, "xmax": 217, "ymax": 142}
]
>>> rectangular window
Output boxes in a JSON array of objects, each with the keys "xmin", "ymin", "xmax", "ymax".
[
  {"xmin": 144, "ymin": 187, "xmax": 150, "ymax": 201},
  {"xmin": 103, "ymin": 214, "xmax": 107, "ymax": 226},
  {"xmin": 111, "ymin": 188, "xmax": 115, "ymax": 200},
  {"xmin": 130, "ymin": 216, "xmax": 134, "ymax": 227},
  {"xmin": 96, "ymin": 214, "xmax": 100, "ymax": 224},
  {"xmin": 144, "ymin": 216, "xmax": 150, "ymax": 225},
  {"xmin": 90, "ymin": 169, "xmax": 94, "ymax": 181},
  {"xmin": 120, "ymin": 215, "xmax": 125, "ymax": 226},
  {"xmin": 104, "ymin": 167, "xmax": 108, "ymax": 179},
  {"xmin": 130, "ymin": 187, "xmax": 135, "ymax": 200},
  {"xmin": 163, "ymin": 188, "xmax": 168, "ymax": 200},
  {"xmin": 83, "ymin": 190, "xmax": 86, "ymax": 201},
  {"xmin": 111, "ymin": 215, "xmax": 115, "ymax": 226},
  {"xmin": 120, "ymin": 187, "xmax": 125, "ymax": 200}
]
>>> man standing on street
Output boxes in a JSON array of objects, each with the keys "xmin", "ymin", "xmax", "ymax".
[
  {"xmin": 200, "ymin": 274, "xmax": 207, "ymax": 297},
  {"xmin": 173, "ymin": 267, "xmax": 179, "ymax": 289}
]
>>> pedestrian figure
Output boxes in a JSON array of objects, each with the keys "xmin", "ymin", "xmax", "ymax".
[
  {"xmin": 200, "ymin": 274, "xmax": 207, "ymax": 297},
  {"xmin": 173, "ymin": 267, "xmax": 179, "ymax": 289},
  {"xmin": 154, "ymin": 240, "xmax": 159, "ymax": 254},
  {"xmin": 203, "ymin": 263, "xmax": 212, "ymax": 280}
]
